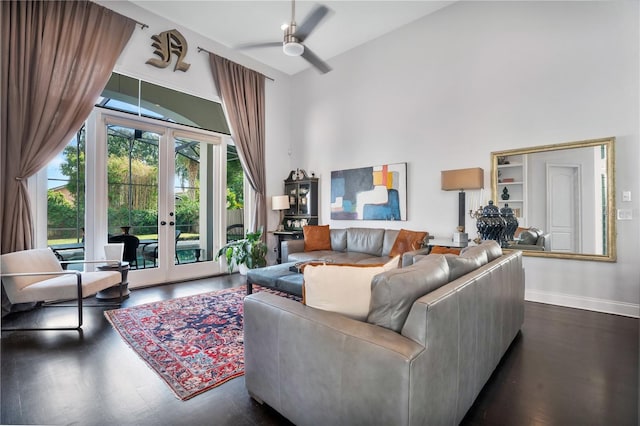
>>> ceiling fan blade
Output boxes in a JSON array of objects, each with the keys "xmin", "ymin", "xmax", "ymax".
[
  {"xmin": 236, "ymin": 41, "xmax": 281, "ymax": 50},
  {"xmin": 294, "ymin": 4, "xmax": 331, "ymax": 42},
  {"xmin": 301, "ymin": 47, "xmax": 332, "ymax": 74}
]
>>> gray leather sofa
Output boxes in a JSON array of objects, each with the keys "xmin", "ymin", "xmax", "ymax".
[
  {"xmin": 243, "ymin": 241, "xmax": 525, "ymax": 425},
  {"xmin": 281, "ymin": 227, "xmax": 430, "ymax": 267},
  {"xmin": 510, "ymin": 227, "xmax": 550, "ymax": 251}
]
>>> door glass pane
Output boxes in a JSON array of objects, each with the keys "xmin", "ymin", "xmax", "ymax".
[
  {"xmin": 174, "ymin": 136, "xmax": 215, "ymax": 264},
  {"xmin": 226, "ymin": 144, "xmax": 244, "ymax": 242},
  {"xmin": 47, "ymin": 127, "xmax": 85, "ymax": 266},
  {"xmin": 106, "ymin": 125, "xmax": 160, "ymax": 269}
]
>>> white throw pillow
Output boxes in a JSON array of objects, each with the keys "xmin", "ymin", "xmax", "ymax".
[{"xmin": 302, "ymin": 256, "xmax": 398, "ymax": 320}]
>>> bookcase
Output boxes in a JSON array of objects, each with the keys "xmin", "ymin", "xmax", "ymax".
[{"xmin": 496, "ymin": 154, "xmax": 527, "ymax": 226}]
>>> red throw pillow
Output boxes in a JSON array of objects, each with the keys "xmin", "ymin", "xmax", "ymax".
[
  {"xmin": 430, "ymin": 245, "xmax": 461, "ymax": 255},
  {"xmin": 389, "ymin": 229, "xmax": 428, "ymax": 257},
  {"xmin": 303, "ymin": 225, "xmax": 332, "ymax": 252}
]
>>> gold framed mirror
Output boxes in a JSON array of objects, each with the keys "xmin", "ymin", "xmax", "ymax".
[{"xmin": 490, "ymin": 137, "xmax": 616, "ymax": 262}]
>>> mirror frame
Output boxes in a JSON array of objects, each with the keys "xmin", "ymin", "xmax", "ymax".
[{"xmin": 491, "ymin": 137, "xmax": 616, "ymax": 262}]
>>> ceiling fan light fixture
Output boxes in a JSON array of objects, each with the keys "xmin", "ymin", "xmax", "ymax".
[{"xmin": 283, "ymin": 41, "xmax": 304, "ymax": 56}]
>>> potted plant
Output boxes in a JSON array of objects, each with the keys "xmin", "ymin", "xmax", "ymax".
[{"xmin": 216, "ymin": 228, "xmax": 268, "ymax": 275}]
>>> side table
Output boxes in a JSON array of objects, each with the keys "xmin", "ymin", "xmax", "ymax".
[
  {"xmin": 96, "ymin": 261, "xmax": 130, "ymax": 300},
  {"xmin": 427, "ymin": 238, "xmax": 471, "ymax": 253},
  {"xmin": 271, "ymin": 231, "xmax": 303, "ymax": 264}
]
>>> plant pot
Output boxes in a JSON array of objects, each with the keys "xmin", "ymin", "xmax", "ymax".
[{"xmin": 238, "ymin": 263, "xmax": 249, "ymax": 276}]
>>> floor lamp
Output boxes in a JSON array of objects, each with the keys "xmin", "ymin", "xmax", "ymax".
[
  {"xmin": 272, "ymin": 195, "xmax": 290, "ymax": 231},
  {"xmin": 441, "ymin": 167, "xmax": 484, "ymax": 233}
]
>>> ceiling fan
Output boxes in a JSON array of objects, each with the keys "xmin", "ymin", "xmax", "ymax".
[{"xmin": 237, "ymin": 0, "xmax": 333, "ymax": 74}]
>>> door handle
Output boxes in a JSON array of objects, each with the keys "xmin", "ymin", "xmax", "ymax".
[{"xmin": 160, "ymin": 221, "xmax": 167, "ymax": 225}]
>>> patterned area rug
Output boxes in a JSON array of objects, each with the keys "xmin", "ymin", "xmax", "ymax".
[{"xmin": 104, "ymin": 285, "xmax": 296, "ymax": 400}]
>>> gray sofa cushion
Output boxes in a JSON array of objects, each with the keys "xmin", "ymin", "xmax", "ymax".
[
  {"xmin": 382, "ymin": 229, "xmax": 400, "ymax": 256},
  {"xmin": 346, "ymin": 228, "xmax": 385, "ymax": 256},
  {"xmin": 368, "ymin": 254, "xmax": 450, "ymax": 332},
  {"xmin": 478, "ymin": 240, "xmax": 503, "ymax": 261},
  {"xmin": 444, "ymin": 254, "xmax": 484, "ymax": 282},
  {"xmin": 519, "ymin": 228, "xmax": 540, "ymax": 245},
  {"xmin": 330, "ymin": 228, "xmax": 347, "ymax": 251},
  {"xmin": 458, "ymin": 245, "xmax": 489, "ymax": 265}
]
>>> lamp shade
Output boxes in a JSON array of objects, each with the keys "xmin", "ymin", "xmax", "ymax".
[
  {"xmin": 441, "ymin": 168, "xmax": 484, "ymax": 191},
  {"xmin": 272, "ymin": 195, "xmax": 290, "ymax": 210}
]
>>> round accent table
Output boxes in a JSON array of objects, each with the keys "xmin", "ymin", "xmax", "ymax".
[{"xmin": 96, "ymin": 261, "xmax": 130, "ymax": 300}]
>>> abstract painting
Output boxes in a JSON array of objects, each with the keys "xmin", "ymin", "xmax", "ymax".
[{"xmin": 331, "ymin": 163, "xmax": 407, "ymax": 220}]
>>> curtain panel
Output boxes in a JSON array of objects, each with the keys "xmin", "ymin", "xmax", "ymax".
[
  {"xmin": 208, "ymin": 53, "xmax": 267, "ymax": 237},
  {"xmin": 0, "ymin": 0, "xmax": 135, "ymax": 254}
]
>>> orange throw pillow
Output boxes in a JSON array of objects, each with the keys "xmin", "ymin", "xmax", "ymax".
[
  {"xmin": 303, "ymin": 225, "xmax": 332, "ymax": 252},
  {"xmin": 389, "ymin": 229, "xmax": 428, "ymax": 257},
  {"xmin": 430, "ymin": 245, "xmax": 461, "ymax": 255}
]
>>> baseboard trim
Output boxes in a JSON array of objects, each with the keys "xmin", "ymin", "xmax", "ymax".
[{"xmin": 525, "ymin": 289, "xmax": 640, "ymax": 318}]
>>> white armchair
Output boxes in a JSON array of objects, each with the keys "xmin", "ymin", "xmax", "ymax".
[{"xmin": 1, "ymin": 248, "xmax": 123, "ymax": 331}]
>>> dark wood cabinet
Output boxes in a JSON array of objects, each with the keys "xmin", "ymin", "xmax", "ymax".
[
  {"xmin": 272, "ymin": 231, "xmax": 303, "ymax": 263},
  {"xmin": 282, "ymin": 169, "xmax": 318, "ymax": 231}
]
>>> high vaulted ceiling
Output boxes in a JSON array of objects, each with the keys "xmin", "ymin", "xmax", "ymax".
[{"xmin": 131, "ymin": 1, "xmax": 454, "ymax": 75}]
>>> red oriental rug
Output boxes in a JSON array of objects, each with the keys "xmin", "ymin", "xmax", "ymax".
[{"xmin": 104, "ymin": 285, "xmax": 296, "ymax": 400}]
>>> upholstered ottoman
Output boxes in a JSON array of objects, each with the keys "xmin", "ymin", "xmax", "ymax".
[{"xmin": 246, "ymin": 262, "xmax": 304, "ymax": 297}]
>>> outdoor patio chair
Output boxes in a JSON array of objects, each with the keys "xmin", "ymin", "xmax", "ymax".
[
  {"xmin": 0, "ymin": 248, "xmax": 124, "ymax": 331},
  {"xmin": 141, "ymin": 230, "xmax": 181, "ymax": 267},
  {"xmin": 108, "ymin": 233, "xmax": 140, "ymax": 269}
]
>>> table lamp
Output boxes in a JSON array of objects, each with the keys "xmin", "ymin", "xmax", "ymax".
[
  {"xmin": 272, "ymin": 195, "xmax": 290, "ymax": 231},
  {"xmin": 441, "ymin": 167, "xmax": 484, "ymax": 233}
]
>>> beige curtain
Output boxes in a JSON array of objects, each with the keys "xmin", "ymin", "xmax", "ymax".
[
  {"xmin": 209, "ymin": 53, "xmax": 267, "ymax": 236},
  {"xmin": 0, "ymin": 0, "xmax": 135, "ymax": 254}
]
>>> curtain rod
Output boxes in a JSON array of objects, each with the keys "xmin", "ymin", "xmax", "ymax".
[
  {"xmin": 135, "ymin": 20, "xmax": 148, "ymax": 30},
  {"xmin": 197, "ymin": 46, "xmax": 275, "ymax": 82}
]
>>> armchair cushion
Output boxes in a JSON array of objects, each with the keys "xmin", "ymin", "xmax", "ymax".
[
  {"xmin": 2, "ymin": 248, "xmax": 63, "ymax": 292},
  {"xmin": 1, "ymin": 248, "xmax": 121, "ymax": 304}
]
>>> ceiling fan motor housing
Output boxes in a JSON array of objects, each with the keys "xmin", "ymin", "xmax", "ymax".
[{"xmin": 283, "ymin": 23, "xmax": 304, "ymax": 56}]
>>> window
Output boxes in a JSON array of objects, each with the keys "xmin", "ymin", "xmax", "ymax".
[
  {"xmin": 46, "ymin": 127, "xmax": 85, "ymax": 261},
  {"xmin": 37, "ymin": 72, "xmax": 246, "ymax": 284}
]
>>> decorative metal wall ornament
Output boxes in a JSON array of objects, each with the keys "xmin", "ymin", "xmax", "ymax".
[{"xmin": 146, "ymin": 29, "xmax": 191, "ymax": 72}]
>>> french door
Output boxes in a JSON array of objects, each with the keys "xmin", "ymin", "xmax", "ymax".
[{"xmin": 88, "ymin": 110, "xmax": 228, "ymax": 287}]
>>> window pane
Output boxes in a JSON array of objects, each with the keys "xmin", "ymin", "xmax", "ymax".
[
  {"xmin": 226, "ymin": 144, "xmax": 244, "ymax": 242},
  {"xmin": 107, "ymin": 125, "xmax": 160, "ymax": 269},
  {"xmin": 47, "ymin": 127, "xmax": 85, "ymax": 263}
]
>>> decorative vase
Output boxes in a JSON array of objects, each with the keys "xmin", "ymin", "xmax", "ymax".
[
  {"xmin": 501, "ymin": 187, "xmax": 510, "ymax": 200},
  {"xmin": 238, "ymin": 263, "xmax": 249, "ymax": 276},
  {"xmin": 500, "ymin": 204, "xmax": 519, "ymax": 244},
  {"xmin": 104, "ymin": 243, "xmax": 124, "ymax": 261},
  {"xmin": 476, "ymin": 201, "xmax": 506, "ymax": 246}
]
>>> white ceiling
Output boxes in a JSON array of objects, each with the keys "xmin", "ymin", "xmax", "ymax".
[{"xmin": 131, "ymin": 1, "xmax": 454, "ymax": 75}]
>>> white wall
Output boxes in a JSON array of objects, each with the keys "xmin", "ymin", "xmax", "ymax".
[
  {"xmin": 98, "ymin": 1, "xmax": 295, "ymax": 263},
  {"xmin": 289, "ymin": 1, "xmax": 640, "ymax": 317}
]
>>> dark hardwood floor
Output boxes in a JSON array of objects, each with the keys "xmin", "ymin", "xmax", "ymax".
[{"xmin": 2, "ymin": 274, "xmax": 638, "ymax": 426}]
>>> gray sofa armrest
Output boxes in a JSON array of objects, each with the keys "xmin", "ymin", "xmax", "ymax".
[
  {"xmin": 400, "ymin": 247, "xmax": 431, "ymax": 267},
  {"xmin": 281, "ymin": 239, "xmax": 305, "ymax": 263},
  {"xmin": 244, "ymin": 292, "xmax": 423, "ymax": 426}
]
